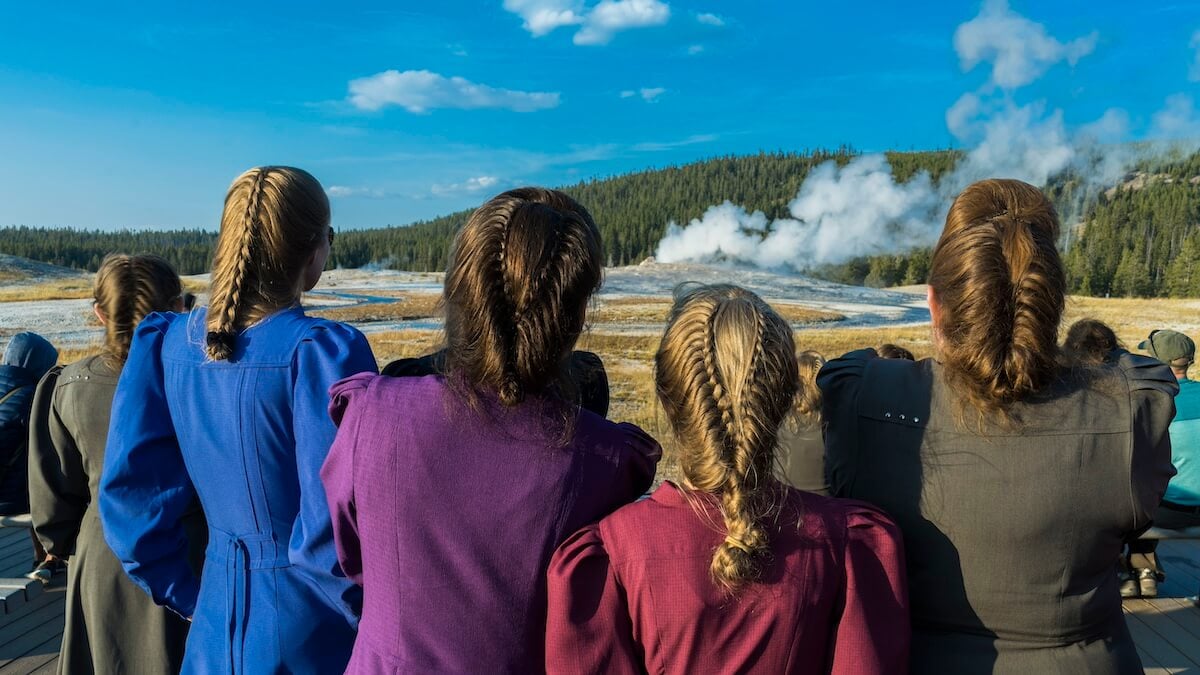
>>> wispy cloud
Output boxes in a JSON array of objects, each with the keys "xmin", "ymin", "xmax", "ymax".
[
  {"xmin": 1152, "ymin": 93, "xmax": 1200, "ymax": 140},
  {"xmin": 632, "ymin": 133, "xmax": 717, "ymax": 152},
  {"xmin": 953, "ymin": 0, "xmax": 1097, "ymax": 90},
  {"xmin": 327, "ymin": 185, "xmax": 403, "ymax": 199},
  {"xmin": 687, "ymin": 44, "xmax": 704, "ymax": 55},
  {"xmin": 696, "ymin": 12, "xmax": 724, "ymax": 26},
  {"xmin": 504, "ymin": 0, "xmax": 670, "ymax": 46},
  {"xmin": 431, "ymin": 175, "xmax": 501, "ymax": 196},
  {"xmin": 620, "ymin": 87, "xmax": 665, "ymax": 102},
  {"xmin": 347, "ymin": 69, "xmax": 560, "ymax": 113}
]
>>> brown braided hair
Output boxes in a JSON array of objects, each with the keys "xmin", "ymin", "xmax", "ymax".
[
  {"xmin": 443, "ymin": 187, "xmax": 603, "ymax": 408},
  {"xmin": 655, "ymin": 284, "xmax": 799, "ymax": 592},
  {"xmin": 206, "ymin": 166, "xmax": 331, "ymax": 360},
  {"xmin": 93, "ymin": 254, "xmax": 182, "ymax": 366},
  {"xmin": 928, "ymin": 178, "xmax": 1066, "ymax": 416}
]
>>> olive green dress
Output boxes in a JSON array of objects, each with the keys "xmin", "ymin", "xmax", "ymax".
[{"xmin": 28, "ymin": 356, "xmax": 205, "ymax": 675}]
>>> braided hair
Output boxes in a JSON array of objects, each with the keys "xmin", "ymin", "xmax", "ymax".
[
  {"xmin": 93, "ymin": 254, "xmax": 182, "ymax": 366},
  {"xmin": 655, "ymin": 284, "xmax": 799, "ymax": 591},
  {"xmin": 205, "ymin": 166, "xmax": 331, "ymax": 360}
]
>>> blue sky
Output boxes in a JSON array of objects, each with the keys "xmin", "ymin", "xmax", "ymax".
[{"xmin": 1, "ymin": 0, "xmax": 1197, "ymax": 230}]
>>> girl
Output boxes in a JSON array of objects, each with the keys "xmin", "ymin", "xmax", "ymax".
[
  {"xmin": 99, "ymin": 167, "xmax": 377, "ymax": 674},
  {"xmin": 29, "ymin": 254, "xmax": 203, "ymax": 675},
  {"xmin": 546, "ymin": 284, "xmax": 909, "ymax": 674},
  {"xmin": 819, "ymin": 179, "xmax": 1176, "ymax": 673},
  {"xmin": 321, "ymin": 187, "xmax": 659, "ymax": 673}
]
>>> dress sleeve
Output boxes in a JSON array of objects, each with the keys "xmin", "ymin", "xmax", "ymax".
[
  {"xmin": 321, "ymin": 373, "xmax": 376, "ymax": 587},
  {"xmin": 99, "ymin": 314, "xmax": 201, "ymax": 617},
  {"xmin": 817, "ymin": 349, "xmax": 875, "ymax": 498},
  {"xmin": 1118, "ymin": 352, "xmax": 1179, "ymax": 528},
  {"xmin": 28, "ymin": 367, "xmax": 88, "ymax": 557},
  {"xmin": 289, "ymin": 322, "xmax": 377, "ymax": 626},
  {"xmin": 830, "ymin": 505, "xmax": 910, "ymax": 675},
  {"xmin": 545, "ymin": 525, "xmax": 642, "ymax": 675},
  {"xmin": 614, "ymin": 422, "xmax": 661, "ymax": 500}
]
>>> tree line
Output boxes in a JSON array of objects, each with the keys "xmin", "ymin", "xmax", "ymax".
[{"xmin": 1, "ymin": 148, "xmax": 1197, "ymax": 297}]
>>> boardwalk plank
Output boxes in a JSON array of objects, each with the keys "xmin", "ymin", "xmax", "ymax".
[
  {"xmin": 1124, "ymin": 599, "xmax": 1200, "ymax": 670},
  {"xmin": 1124, "ymin": 609, "xmax": 1184, "ymax": 674}
]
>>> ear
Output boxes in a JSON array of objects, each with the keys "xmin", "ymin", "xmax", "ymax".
[
  {"xmin": 926, "ymin": 285, "xmax": 940, "ymax": 327},
  {"xmin": 92, "ymin": 303, "xmax": 107, "ymax": 326}
]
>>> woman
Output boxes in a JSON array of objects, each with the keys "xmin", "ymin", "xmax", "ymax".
[
  {"xmin": 546, "ymin": 285, "xmax": 908, "ymax": 674},
  {"xmin": 99, "ymin": 167, "xmax": 377, "ymax": 674},
  {"xmin": 321, "ymin": 187, "xmax": 660, "ymax": 673},
  {"xmin": 819, "ymin": 179, "xmax": 1177, "ymax": 673},
  {"xmin": 29, "ymin": 254, "xmax": 203, "ymax": 675}
]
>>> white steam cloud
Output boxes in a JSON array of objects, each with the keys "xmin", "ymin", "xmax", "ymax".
[{"xmin": 655, "ymin": 4, "xmax": 1200, "ymax": 270}]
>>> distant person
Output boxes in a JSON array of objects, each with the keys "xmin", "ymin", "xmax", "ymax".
[
  {"xmin": 383, "ymin": 348, "xmax": 610, "ymax": 418},
  {"xmin": 1123, "ymin": 329, "xmax": 1200, "ymax": 598},
  {"xmin": 99, "ymin": 166, "xmax": 377, "ymax": 674},
  {"xmin": 776, "ymin": 349, "xmax": 829, "ymax": 494},
  {"xmin": 546, "ymin": 285, "xmax": 908, "ymax": 674},
  {"xmin": 321, "ymin": 187, "xmax": 659, "ymax": 673},
  {"xmin": 28, "ymin": 254, "xmax": 205, "ymax": 675},
  {"xmin": 878, "ymin": 343, "xmax": 915, "ymax": 360},
  {"xmin": 1063, "ymin": 318, "xmax": 1122, "ymax": 365},
  {"xmin": 819, "ymin": 179, "xmax": 1176, "ymax": 673},
  {"xmin": 0, "ymin": 331, "xmax": 58, "ymax": 575}
]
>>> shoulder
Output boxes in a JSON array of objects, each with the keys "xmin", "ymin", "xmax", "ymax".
[
  {"xmin": 802, "ymin": 492, "xmax": 904, "ymax": 551},
  {"xmin": 136, "ymin": 311, "xmax": 182, "ymax": 337},
  {"xmin": 576, "ymin": 415, "xmax": 662, "ymax": 460},
  {"xmin": 1113, "ymin": 351, "xmax": 1179, "ymax": 397},
  {"xmin": 329, "ymin": 373, "xmax": 442, "ymax": 424},
  {"xmin": 299, "ymin": 315, "xmax": 369, "ymax": 347}
]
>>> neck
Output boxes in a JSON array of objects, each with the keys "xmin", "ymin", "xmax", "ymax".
[{"xmin": 1174, "ymin": 368, "xmax": 1189, "ymax": 381}]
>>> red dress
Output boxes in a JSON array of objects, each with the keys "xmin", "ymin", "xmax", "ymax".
[{"xmin": 546, "ymin": 482, "xmax": 909, "ymax": 674}]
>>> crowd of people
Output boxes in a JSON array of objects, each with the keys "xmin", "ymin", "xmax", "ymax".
[{"xmin": 0, "ymin": 167, "xmax": 1194, "ymax": 674}]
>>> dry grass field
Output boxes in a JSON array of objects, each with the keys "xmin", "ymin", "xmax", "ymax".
[{"xmin": 4, "ymin": 262, "xmax": 1196, "ymax": 484}]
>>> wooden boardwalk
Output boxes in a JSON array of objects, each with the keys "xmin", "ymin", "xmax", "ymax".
[{"xmin": 0, "ymin": 526, "xmax": 1196, "ymax": 674}]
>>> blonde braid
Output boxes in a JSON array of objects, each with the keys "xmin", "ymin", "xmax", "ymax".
[{"xmin": 207, "ymin": 168, "xmax": 272, "ymax": 360}]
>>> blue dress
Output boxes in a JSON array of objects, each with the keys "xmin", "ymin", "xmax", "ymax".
[{"xmin": 99, "ymin": 307, "xmax": 377, "ymax": 674}]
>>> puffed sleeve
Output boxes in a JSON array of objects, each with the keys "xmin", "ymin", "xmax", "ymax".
[
  {"xmin": 99, "ymin": 314, "xmax": 201, "ymax": 617},
  {"xmin": 321, "ymin": 372, "xmax": 377, "ymax": 587},
  {"xmin": 817, "ymin": 349, "xmax": 876, "ymax": 498},
  {"xmin": 1118, "ymin": 351, "xmax": 1179, "ymax": 528},
  {"xmin": 289, "ymin": 322, "xmax": 377, "ymax": 626},
  {"xmin": 614, "ymin": 422, "xmax": 661, "ymax": 500},
  {"xmin": 545, "ymin": 525, "xmax": 642, "ymax": 675},
  {"xmin": 28, "ymin": 367, "xmax": 88, "ymax": 557},
  {"xmin": 831, "ymin": 505, "xmax": 910, "ymax": 675}
]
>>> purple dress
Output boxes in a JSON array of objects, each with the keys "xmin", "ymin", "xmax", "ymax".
[{"xmin": 321, "ymin": 373, "xmax": 661, "ymax": 674}]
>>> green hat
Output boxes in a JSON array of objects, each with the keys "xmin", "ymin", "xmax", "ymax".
[{"xmin": 1138, "ymin": 329, "xmax": 1196, "ymax": 366}]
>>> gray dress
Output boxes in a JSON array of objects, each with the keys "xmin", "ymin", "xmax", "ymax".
[
  {"xmin": 819, "ymin": 349, "xmax": 1177, "ymax": 675},
  {"xmin": 28, "ymin": 356, "xmax": 204, "ymax": 675}
]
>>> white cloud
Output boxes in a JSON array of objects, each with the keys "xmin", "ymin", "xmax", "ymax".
[
  {"xmin": 431, "ymin": 175, "xmax": 502, "ymax": 196},
  {"xmin": 687, "ymin": 44, "xmax": 704, "ymax": 55},
  {"xmin": 639, "ymin": 87, "xmax": 664, "ymax": 102},
  {"xmin": 1152, "ymin": 93, "xmax": 1200, "ymax": 140},
  {"xmin": 696, "ymin": 12, "xmax": 724, "ymax": 26},
  {"xmin": 502, "ymin": 0, "xmax": 584, "ymax": 36},
  {"xmin": 347, "ymin": 70, "xmax": 559, "ymax": 113},
  {"xmin": 619, "ymin": 89, "xmax": 636, "ymax": 98},
  {"xmin": 1190, "ymin": 29, "xmax": 1200, "ymax": 81},
  {"xmin": 953, "ymin": 0, "xmax": 1098, "ymax": 89},
  {"xmin": 1077, "ymin": 108, "xmax": 1129, "ymax": 143},
  {"xmin": 504, "ymin": 0, "xmax": 670, "ymax": 45},
  {"xmin": 575, "ymin": 0, "xmax": 671, "ymax": 45},
  {"xmin": 327, "ymin": 186, "xmax": 402, "ymax": 199},
  {"xmin": 945, "ymin": 92, "xmax": 981, "ymax": 140}
]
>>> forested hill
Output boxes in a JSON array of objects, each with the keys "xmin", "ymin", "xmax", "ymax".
[{"xmin": 1, "ymin": 148, "xmax": 1198, "ymax": 297}]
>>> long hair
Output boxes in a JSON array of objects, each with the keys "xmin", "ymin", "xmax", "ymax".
[
  {"xmin": 928, "ymin": 178, "xmax": 1065, "ymax": 416},
  {"xmin": 655, "ymin": 284, "xmax": 799, "ymax": 592},
  {"xmin": 443, "ymin": 187, "xmax": 603, "ymax": 407},
  {"xmin": 1062, "ymin": 319, "xmax": 1121, "ymax": 365},
  {"xmin": 206, "ymin": 166, "xmax": 330, "ymax": 360},
  {"xmin": 94, "ymin": 254, "xmax": 182, "ymax": 366}
]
